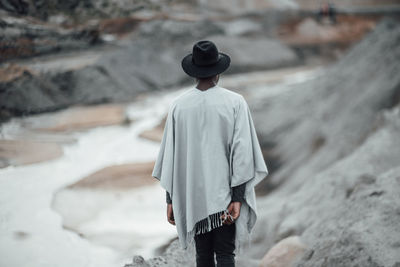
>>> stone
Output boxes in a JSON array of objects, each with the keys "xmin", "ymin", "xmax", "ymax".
[
  {"xmin": 124, "ymin": 255, "xmax": 150, "ymax": 267},
  {"xmin": 259, "ymin": 236, "xmax": 307, "ymax": 267}
]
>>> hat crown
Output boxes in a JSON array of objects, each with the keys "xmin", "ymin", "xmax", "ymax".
[
  {"xmin": 181, "ymin": 40, "xmax": 230, "ymax": 78},
  {"xmin": 192, "ymin": 41, "xmax": 219, "ymax": 67}
]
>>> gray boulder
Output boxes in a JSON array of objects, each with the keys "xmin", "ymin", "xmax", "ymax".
[
  {"xmin": 0, "ymin": 63, "xmax": 146, "ymax": 121},
  {"xmin": 123, "ymin": 239, "xmax": 194, "ymax": 267}
]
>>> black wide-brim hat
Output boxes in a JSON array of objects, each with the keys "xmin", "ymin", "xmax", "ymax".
[{"xmin": 181, "ymin": 40, "xmax": 230, "ymax": 78}]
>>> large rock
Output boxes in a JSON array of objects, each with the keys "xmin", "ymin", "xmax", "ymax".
[
  {"xmin": 260, "ymin": 236, "xmax": 307, "ymax": 267},
  {"xmin": 97, "ymin": 40, "xmax": 187, "ymax": 90},
  {"xmin": 0, "ymin": 63, "xmax": 145, "ymax": 122},
  {"xmin": 123, "ymin": 239, "xmax": 194, "ymax": 267}
]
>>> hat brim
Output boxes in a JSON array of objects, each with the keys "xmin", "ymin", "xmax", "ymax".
[{"xmin": 181, "ymin": 53, "xmax": 231, "ymax": 78}]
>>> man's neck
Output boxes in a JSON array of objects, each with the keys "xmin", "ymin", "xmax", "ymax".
[{"xmin": 196, "ymin": 82, "xmax": 217, "ymax": 91}]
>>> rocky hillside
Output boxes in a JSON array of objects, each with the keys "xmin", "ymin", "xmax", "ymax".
[
  {"xmin": 123, "ymin": 17, "xmax": 400, "ymax": 267},
  {"xmin": 0, "ymin": 0, "xmax": 159, "ymax": 21},
  {"xmin": 0, "ymin": 15, "xmax": 301, "ymax": 123},
  {"xmin": 3, "ymin": 0, "xmax": 392, "ymax": 124},
  {"xmin": 250, "ymin": 16, "xmax": 400, "ymax": 267}
]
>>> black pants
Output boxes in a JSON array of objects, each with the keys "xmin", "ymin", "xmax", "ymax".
[{"xmin": 194, "ymin": 223, "xmax": 236, "ymax": 267}]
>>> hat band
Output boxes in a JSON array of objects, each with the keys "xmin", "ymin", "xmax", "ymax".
[{"xmin": 192, "ymin": 55, "xmax": 221, "ymax": 67}]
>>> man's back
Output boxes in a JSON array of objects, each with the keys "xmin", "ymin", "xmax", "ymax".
[
  {"xmin": 169, "ymin": 85, "xmax": 244, "ymax": 215},
  {"xmin": 172, "ymin": 85, "xmax": 244, "ymax": 180}
]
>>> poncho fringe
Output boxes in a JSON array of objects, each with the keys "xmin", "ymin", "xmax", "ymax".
[
  {"xmin": 184, "ymin": 208, "xmax": 253, "ymax": 258},
  {"xmin": 185, "ymin": 209, "xmax": 235, "ymax": 258},
  {"xmin": 195, "ymin": 210, "xmax": 225, "ymax": 235}
]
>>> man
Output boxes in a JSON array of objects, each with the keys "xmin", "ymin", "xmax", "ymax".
[{"xmin": 152, "ymin": 40, "xmax": 268, "ymax": 267}]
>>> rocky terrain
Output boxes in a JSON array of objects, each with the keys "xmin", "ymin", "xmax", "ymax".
[
  {"xmin": 1, "ymin": 1, "xmax": 400, "ymax": 266},
  {"xmin": 2, "ymin": 0, "xmax": 400, "ymax": 20},
  {"xmin": 123, "ymin": 17, "xmax": 400, "ymax": 267},
  {"xmin": 250, "ymin": 16, "xmax": 400, "ymax": 267},
  {"xmin": 0, "ymin": 13, "xmax": 307, "ymax": 122},
  {"xmin": 2, "ymin": 0, "xmax": 391, "ymax": 123},
  {"xmin": 0, "ymin": 0, "xmax": 160, "ymax": 21}
]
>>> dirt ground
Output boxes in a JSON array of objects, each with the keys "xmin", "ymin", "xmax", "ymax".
[{"xmin": 67, "ymin": 162, "xmax": 157, "ymax": 190}]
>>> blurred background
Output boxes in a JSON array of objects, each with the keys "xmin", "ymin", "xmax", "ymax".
[{"xmin": 0, "ymin": 1, "xmax": 399, "ymax": 267}]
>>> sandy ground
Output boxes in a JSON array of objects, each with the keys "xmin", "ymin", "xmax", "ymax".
[
  {"xmin": 68, "ymin": 162, "xmax": 157, "ymax": 190},
  {"xmin": 0, "ymin": 140, "xmax": 63, "ymax": 168},
  {"xmin": 139, "ymin": 120, "xmax": 165, "ymax": 143},
  {"xmin": 21, "ymin": 103, "xmax": 130, "ymax": 133}
]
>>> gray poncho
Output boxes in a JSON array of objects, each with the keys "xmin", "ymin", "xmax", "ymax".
[{"xmin": 152, "ymin": 85, "xmax": 268, "ymax": 253}]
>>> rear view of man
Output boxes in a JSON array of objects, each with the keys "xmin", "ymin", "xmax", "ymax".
[{"xmin": 152, "ymin": 40, "xmax": 269, "ymax": 267}]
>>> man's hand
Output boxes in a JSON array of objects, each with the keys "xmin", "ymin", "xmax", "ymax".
[
  {"xmin": 167, "ymin": 203, "xmax": 175, "ymax": 225},
  {"xmin": 220, "ymin": 201, "xmax": 242, "ymax": 225}
]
